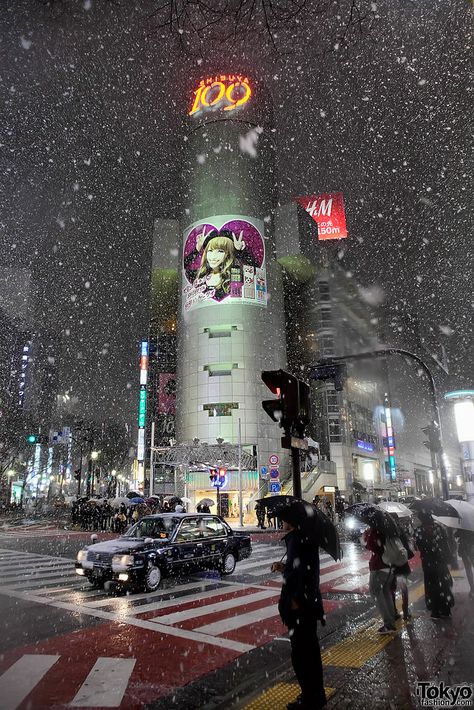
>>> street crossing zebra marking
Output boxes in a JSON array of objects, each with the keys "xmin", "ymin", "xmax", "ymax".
[
  {"xmin": 150, "ymin": 588, "xmax": 279, "ymax": 625},
  {"xmin": 0, "ymin": 544, "xmax": 370, "ymax": 652},
  {"xmin": 69, "ymin": 657, "xmax": 136, "ymax": 707},
  {"xmin": 0, "ymin": 654, "xmax": 60, "ymax": 710},
  {"xmin": 196, "ymin": 604, "xmax": 279, "ymax": 635},
  {"xmin": 333, "ymin": 574, "xmax": 370, "ymax": 592},
  {"xmin": 128, "ymin": 583, "xmax": 246, "ymax": 617},
  {"xmin": 82, "ymin": 579, "xmax": 222, "ymax": 609}
]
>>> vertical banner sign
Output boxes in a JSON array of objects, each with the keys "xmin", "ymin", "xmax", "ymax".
[
  {"xmin": 137, "ymin": 340, "xmax": 148, "ymax": 462},
  {"xmin": 383, "ymin": 404, "xmax": 397, "ymax": 481},
  {"xmin": 157, "ymin": 373, "xmax": 176, "ymax": 445},
  {"xmin": 295, "ymin": 193, "xmax": 348, "ymax": 240}
]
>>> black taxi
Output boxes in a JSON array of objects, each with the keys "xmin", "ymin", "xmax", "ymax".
[{"xmin": 75, "ymin": 513, "xmax": 252, "ymax": 592}]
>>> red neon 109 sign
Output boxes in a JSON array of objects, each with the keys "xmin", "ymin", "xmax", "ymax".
[{"xmin": 189, "ymin": 74, "xmax": 251, "ymax": 116}]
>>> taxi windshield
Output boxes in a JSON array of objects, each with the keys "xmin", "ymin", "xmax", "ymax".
[{"xmin": 124, "ymin": 517, "xmax": 180, "ymax": 539}]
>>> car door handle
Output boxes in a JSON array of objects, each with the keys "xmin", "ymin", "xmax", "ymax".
[{"xmin": 196, "ymin": 543, "xmax": 203, "ymax": 547}]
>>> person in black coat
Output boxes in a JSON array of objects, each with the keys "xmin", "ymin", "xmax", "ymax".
[
  {"xmin": 271, "ymin": 508, "xmax": 326, "ymax": 710},
  {"xmin": 415, "ymin": 513, "xmax": 454, "ymax": 618}
]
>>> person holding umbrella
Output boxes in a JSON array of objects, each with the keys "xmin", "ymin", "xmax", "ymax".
[
  {"xmin": 363, "ymin": 523, "xmax": 397, "ymax": 633},
  {"xmin": 415, "ymin": 512, "xmax": 454, "ymax": 619},
  {"xmin": 270, "ymin": 502, "xmax": 328, "ymax": 710},
  {"xmin": 456, "ymin": 528, "xmax": 474, "ymax": 598}
]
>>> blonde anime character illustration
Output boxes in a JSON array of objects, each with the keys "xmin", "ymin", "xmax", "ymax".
[
  {"xmin": 185, "ymin": 227, "xmax": 255, "ymax": 301},
  {"xmin": 183, "ymin": 219, "xmax": 266, "ymax": 308}
]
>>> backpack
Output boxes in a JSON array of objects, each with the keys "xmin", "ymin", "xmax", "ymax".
[{"xmin": 382, "ymin": 536, "xmax": 409, "ymax": 568}]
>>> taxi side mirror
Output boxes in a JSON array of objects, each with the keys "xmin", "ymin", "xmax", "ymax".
[{"xmin": 90, "ymin": 534, "xmax": 98, "ymax": 544}]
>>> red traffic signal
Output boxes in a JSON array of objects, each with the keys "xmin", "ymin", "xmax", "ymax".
[
  {"xmin": 262, "ymin": 369, "xmax": 299, "ymax": 426},
  {"xmin": 218, "ymin": 467, "xmax": 226, "ymax": 480},
  {"xmin": 261, "ymin": 370, "xmax": 311, "ymax": 434}
]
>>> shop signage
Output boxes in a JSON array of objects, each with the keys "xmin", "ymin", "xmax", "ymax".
[
  {"xmin": 189, "ymin": 74, "xmax": 252, "ymax": 116},
  {"xmin": 295, "ymin": 192, "xmax": 348, "ymax": 240},
  {"xmin": 357, "ymin": 439, "xmax": 375, "ymax": 452}
]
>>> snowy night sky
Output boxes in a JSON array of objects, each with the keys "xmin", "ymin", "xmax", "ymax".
[{"xmin": 1, "ymin": 0, "xmax": 472, "ymax": 424}]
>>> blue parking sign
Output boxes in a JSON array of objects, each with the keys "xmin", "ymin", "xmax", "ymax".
[{"xmin": 269, "ymin": 482, "xmax": 281, "ymax": 494}]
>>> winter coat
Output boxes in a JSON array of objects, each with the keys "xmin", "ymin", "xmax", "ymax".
[
  {"xmin": 278, "ymin": 529, "xmax": 325, "ymax": 626},
  {"xmin": 363, "ymin": 527, "xmax": 390, "ymax": 571}
]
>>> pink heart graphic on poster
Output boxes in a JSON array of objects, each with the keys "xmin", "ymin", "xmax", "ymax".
[{"xmin": 183, "ymin": 219, "xmax": 264, "ymax": 282}]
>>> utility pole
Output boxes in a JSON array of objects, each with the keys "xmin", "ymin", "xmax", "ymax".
[{"xmin": 310, "ymin": 349, "xmax": 449, "ymax": 500}]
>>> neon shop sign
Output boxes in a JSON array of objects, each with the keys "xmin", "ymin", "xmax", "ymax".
[{"xmin": 188, "ymin": 74, "xmax": 252, "ymax": 116}]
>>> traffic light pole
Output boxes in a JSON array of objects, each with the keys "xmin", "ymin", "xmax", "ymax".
[
  {"xmin": 312, "ymin": 348, "xmax": 449, "ymax": 500},
  {"xmin": 290, "ymin": 439, "xmax": 302, "ymax": 499}
]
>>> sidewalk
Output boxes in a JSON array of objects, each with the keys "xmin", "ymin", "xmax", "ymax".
[{"xmin": 235, "ymin": 570, "xmax": 474, "ymax": 710}]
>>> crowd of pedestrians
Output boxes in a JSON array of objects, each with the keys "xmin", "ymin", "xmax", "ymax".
[
  {"xmin": 267, "ymin": 496, "xmax": 474, "ymax": 709},
  {"xmin": 70, "ymin": 497, "xmax": 187, "ymax": 532}
]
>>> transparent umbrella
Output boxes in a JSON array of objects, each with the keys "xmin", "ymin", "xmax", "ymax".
[
  {"xmin": 377, "ymin": 501, "xmax": 412, "ymax": 518},
  {"xmin": 434, "ymin": 499, "xmax": 474, "ymax": 531}
]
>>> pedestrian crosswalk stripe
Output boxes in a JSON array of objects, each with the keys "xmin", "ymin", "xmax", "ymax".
[
  {"xmin": 320, "ymin": 559, "xmax": 367, "ymax": 585},
  {"xmin": 151, "ymin": 588, "xmax": 279, "ymax": 625},
  {"xmin": 244, "ymin": 555, "xmax": 338, "ymax": 577},
  {"xmin": 1, "ymin": 567, "xmax": 73, "ymax": 581},
  {"xmin": 236, "ymin": 556, "xmax": 285, "ymax": 572},
  {"xmin": 82, "ymin": 579, "xmax": 223, "ymax": 609},
  {"xmin": 196, "ymin": 603, "xmax": 279, "ymax": 635},
  {"xmin": 130, "ymin": 584, "xmax": 246, "ymax": 617},
  {"xmin": 0, "ymin": 561, "xmax": 71, "ymax": 573},
  {"xmin": 70, "ymin": 657, "xmax": 136, "ymax": 707},
  {"xmin": 7, "ymin": 575, "xmax": 78, "ymax": 591},
  {"xmin": 0, "ymin": 654, "xmax": 60, "ymax": 710},
  {"xmin": 333, "ymin": 574, "xmax": 369, "ymax": 592}
]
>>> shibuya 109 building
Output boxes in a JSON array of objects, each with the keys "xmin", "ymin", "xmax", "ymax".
[
  {"xmin": 140, "ymin": 73, "xmax": 452, "ymax": 519},
  {"xmin": 178, "ymin": 74, "xmax": 287, "ymax": 469},
  {"xmin": 141, "ymin": 73, "xmax": 291, "ymax": 517}
]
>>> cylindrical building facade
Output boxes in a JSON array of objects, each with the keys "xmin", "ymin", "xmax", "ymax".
[{"xmin": 176, "ymin": 74, "xmax": 287, "ymax": 509}]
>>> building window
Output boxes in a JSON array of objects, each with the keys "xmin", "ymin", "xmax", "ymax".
[
  {"xmin": 204, "ymin": 363, "xmax": 239, "ymax": 377},
  {"xmin": 204, "ymin": 326, "xmax": 239, "ymax": 338},
  {"xmin": 203, "ymin": 402, "xmax": 239, "ymax": 417}
]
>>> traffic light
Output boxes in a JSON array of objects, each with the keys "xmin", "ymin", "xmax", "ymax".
[
  {"xmin": 261, "ymin": 370, "xmax": 311, "ymax": 435},
  {"xmin": 262, "ymin": 370, "xmax": 299, "ymax": 427},
  {"xmin": 310, "ymin": 361, "xmax": 347, "ymax": 391},
  {"xmin": 26, "ymin": 434, "xmax": 38, "ymax": 444},
  {"xmin": 218, "ymin": 467, "xmax": 226, "ymax": 483},
  {"xmin": 421, "ymin": 422, "xmax": 441, "ymax": 453},
  {"xmin": 209, "ymin": 468, "xmax": 218, "ymax": 484}
]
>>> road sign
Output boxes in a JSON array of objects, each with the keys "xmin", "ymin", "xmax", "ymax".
[
  {"xmin": 269, "ymin": 454, "xmax": 279, "ymax": 466},
  {"xmin": 269, "ymin": 468, "xmax": 280, "ymax": 480},
  {"xmin": 260, "ymin": 466, "xmax": 268, "ymax": 475},
  {"xmin": 269, "ymin": 482, "xmax": 281, "ymax": 494}
]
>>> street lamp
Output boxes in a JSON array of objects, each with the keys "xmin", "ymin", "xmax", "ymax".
[
  {"xmin": 444, "ymin": 390, "xmax": 474, "ymax": 501},
  {"xmin": 7, "ymin": 470, "xmax": 15, "ymax": 504}
]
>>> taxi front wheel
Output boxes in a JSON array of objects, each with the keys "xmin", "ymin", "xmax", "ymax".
[
  {"xmin": 144, "ymin": 563, "xmax": 162, "ymax": 592},
  {"xmin": 220, "ymin": 551, "xmax": 236, "ymax": 575}
]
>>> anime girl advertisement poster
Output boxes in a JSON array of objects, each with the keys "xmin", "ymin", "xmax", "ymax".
[{"xmin": 182, "ymin": 215, "xmax": 267, "ymax": 312}]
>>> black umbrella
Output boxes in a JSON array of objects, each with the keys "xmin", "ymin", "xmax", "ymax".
[
  {"xmin": 256, "ymin": 496, "xmax": 342, "ymax": 561},
  {"xmin": 345, "ymin": 503, "xmax": 399, "ymax": 538},
  {"xmin": 410, "ymin": 497, "xmax": 459, "ymax": 519}
]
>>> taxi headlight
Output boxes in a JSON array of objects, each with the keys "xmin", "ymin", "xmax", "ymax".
[
  {"xmin": 112, "ymin": 554, "xmax": 134, "ymax": 567},
  {"xmin": 77, "ymin": 549, "xmax": 88, "ymax": 563}
]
